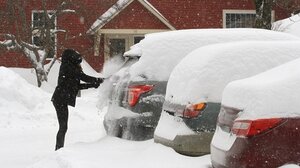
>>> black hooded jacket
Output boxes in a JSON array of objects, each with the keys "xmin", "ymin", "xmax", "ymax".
[{"xmin": 51, "ymin": 49, "xmax": 100, "ymax": 107}]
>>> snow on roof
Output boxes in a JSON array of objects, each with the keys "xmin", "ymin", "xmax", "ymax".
[
  {"xmin": 87, "ymin": 0, "xmax": 175, "ymax": 35},
  {"xmin": 129, "ymin": 28, "xmax": 299, "ymax": 81},
  {"xmin": 165, "ymin": 41, "xmax": 300, "ymax": 105},
  {"xmin": 222, "ymin": 57, "xmax": 300, "ymax": 120},
  {"xmin": 272, "ymin": 14, "xmax": 300, "ymax": 37},
  {"xmin": 87, "ymin": 0, "xmax": 132, "ymax": 34}
]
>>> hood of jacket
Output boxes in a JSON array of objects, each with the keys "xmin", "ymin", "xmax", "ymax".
[{"xmin": 61, "ymin": 49, "xmax": 82, "ymax": 65}]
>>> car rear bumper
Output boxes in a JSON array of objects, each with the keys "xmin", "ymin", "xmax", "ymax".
[
  {"xmin": 211, "ymin": 119, "xmax": 300, "ymax": 168},
  {"xmin": 154, "ymin": 132, "xmax": 213, "ymax": 156},
  {"xmin": 104, "ymin": 110, "xmax": 157, "ymax": 141}
]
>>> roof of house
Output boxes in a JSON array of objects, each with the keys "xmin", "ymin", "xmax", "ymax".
[{"xmin": 87, "ymin": 0, "xmax": 175, "ymax": 34}]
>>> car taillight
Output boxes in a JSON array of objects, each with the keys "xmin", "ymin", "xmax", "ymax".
[
  {"xmin": 183, "ymin": 102, "xmax": 207, "ymax": 118},
  {"xmin": 127, "ymin": 85, "xmax": 153, "ymax": 107},
  {"xmin": 231, "ymin": 118, "xmax": 283, "ymax": 137}
]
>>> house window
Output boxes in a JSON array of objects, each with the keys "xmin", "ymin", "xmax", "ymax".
[
  {"xmin": 104, "ymin": 34, "xmax": 144, "ymax": 61},
  {"xmin": 109, "ymin": 38, "xmax": 126, "ymax": 57},
  {"xmin": 32, "ymin": 11, "xmax": 56, "ymax": 58},
  {"xmin": 134, "ymin": 36, "xmax": 144, "ymax": 44},
  {"xmin": 223, "ymin": 10, "xmax": 275, "ymax": 28}
]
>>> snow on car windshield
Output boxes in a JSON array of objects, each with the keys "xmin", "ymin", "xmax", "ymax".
[
  {"xmin": 128, "ymin": 28, "xmax": 299, "ymax": 81},
  {"xmin": 165, "ymin": 41, "xmax": 300, "ymax": 105},
  {"xmin": 222, "ymin": 58, "xmax": 300, "ymax": 120}
]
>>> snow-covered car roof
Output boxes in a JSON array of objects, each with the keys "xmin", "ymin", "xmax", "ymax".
[
  {"xmin": 128, "ymin": 28, "xmax": 299, "ymax": 81},
  {"xmin": 222, "ymin": 57, "xmax": 300, "ymax": 120},
  {"xmin": 165, "ymin": 41, "xmax": 300, "ymax": 105}
]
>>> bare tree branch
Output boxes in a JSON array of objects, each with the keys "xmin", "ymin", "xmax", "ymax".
[{"xmin": 0, "ymin": 0, "xmax": 79, "ymax": 87}]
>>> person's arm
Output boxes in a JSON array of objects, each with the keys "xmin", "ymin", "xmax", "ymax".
[
  {"xmin": 75, "ymin": 68, "xmax": 104, "ymax": 83},
  {"xmin": 79, "ymin": 83, "xmax": 97, "ymax": 90},
  {"xmin": 77, "ymin": 70, "xmax": 99, "ymax": 83}
]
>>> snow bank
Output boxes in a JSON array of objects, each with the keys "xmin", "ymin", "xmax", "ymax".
[
  {"xmin": 0, "ymin": 63, "xmax": 102, "ymax": 129},
  {"xmin": 129, "ymin": 28, "xmax": 299, "ymax": 81},
  {"xmin": 272, "ymin": 14, "xmax": 300, "ymax": 37},
  {"xmin": 222, "ymin": 58, "xmax": 300, "ymax": 120},
  {"xmin": 0, "ymin": 66, "xmax": 54, "ymax": 128},
  {"xmin": 166, "ymin": 41, "xmax": 300, "ymax": 105}
]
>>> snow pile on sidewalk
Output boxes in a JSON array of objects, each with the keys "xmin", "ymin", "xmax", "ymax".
[
  {"xmin": 272, "ymin": 14, "xmax": 300, "ymax": 37},
  {"xmin": 0, "ymin": 66, "xmax": 54, "ymax": 129},
  {"xmin": 0, "ymin": 66, "xmax": 105, "ymax": 168}
]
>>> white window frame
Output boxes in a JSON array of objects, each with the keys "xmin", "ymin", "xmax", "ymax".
[
  {"xmin": 31, "ymin": 10, "xmax": 57, "ymax": 59},
  {"xmin": 223, "ymin": 10, "xmax": 275, "ymax": 28},
  {"xmin": 103, "ymin": 33, "xmax": 145, "ymax": 61},
  {"xmin": 95, "ymin": 29, "xmax": 168, "ymax": 59}
]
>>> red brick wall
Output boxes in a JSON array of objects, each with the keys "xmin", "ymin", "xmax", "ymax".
[
  {"xmin": 149, "ymin": 0, "xmax": 289, "ymax": 29},
  {"xmin": 104, "ymin": 0, "xmax": 169, "ymax": 29}
]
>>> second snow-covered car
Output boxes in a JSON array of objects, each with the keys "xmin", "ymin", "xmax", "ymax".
[
  {"xmin": 104, "ymin": 29, "xmax": 299, "ymax": 141},
  {"xmin": 211, "ymin": 58, "xmax": 300, "ymax": 168},
  {"xmin": 154, "ymin": 40, "xmax": 300, "ymax": 156}
]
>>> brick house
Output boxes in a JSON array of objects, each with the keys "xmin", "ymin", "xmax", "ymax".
[{"xmin": 0, "ymin": 0, "xmax": 290, "ymax": 72}]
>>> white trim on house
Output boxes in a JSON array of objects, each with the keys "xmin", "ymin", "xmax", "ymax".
[
  {"xmin": 222, "ymin": 9, "xmax": 275, "ymax": 28},
  {"xmin": 87, "ymin": 0, "xmax": 175, "ymax": 35},
  {"xmin": 97, "ymin": 28, "xmax": 170, "ymax": 34},
  {"xmin": 223, "ymin": 9, "xmax": 255, "ymax": 28},
  {"xmin": 93, "ymin": 28, "xmax": 170, "ymax": 57}
]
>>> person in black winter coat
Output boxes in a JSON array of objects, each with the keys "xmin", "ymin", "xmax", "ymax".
[{"xmin": 51, "ymin": 49, "xmax": 103, "ymax": 150}]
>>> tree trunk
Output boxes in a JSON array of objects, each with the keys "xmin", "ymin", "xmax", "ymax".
[
  {"xmin": 254, "ymin": 0, "xmax": 274, "ymax": 29},
  {"xmin": 34, "ymin": 68, "xmax": 42, "ymax": 87}
]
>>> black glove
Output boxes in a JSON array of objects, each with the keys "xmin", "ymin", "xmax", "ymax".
[
  {"xmin": 93, "ymin": 82, "xmax": 100, "ymax": 88},
  {"xmin": 96, "ymin": 78, "xmax": 104, "ymax": 84},
  {"xmin": 92, "ymin": 78, "xmax": 103, "ymax": 88}
]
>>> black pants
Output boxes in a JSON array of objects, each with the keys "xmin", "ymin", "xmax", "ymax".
[{"xmin": 53, "ymin": 101, "xmax": 69, "ymax": 150}]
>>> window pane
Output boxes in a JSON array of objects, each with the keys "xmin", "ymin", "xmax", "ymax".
[
  {"xmin": 225, "ymin": 12, "xmax": 256, "ymax": 28},
  {"xmin": 109, "ymin": 39, "xmax": 126, "ymax": 57},
  {"xmin": 32, "ymin": 11, "xmax": 56, "ymax": 58},
  {"xmin": 134, "ymin": 36, "xmax": 144, "ymax": 44},
  {"xmin": 33, "ymin": 12, "xmax": 55, "ymax": 29}
]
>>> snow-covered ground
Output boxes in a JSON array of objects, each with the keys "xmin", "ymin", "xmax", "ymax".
[{"xmin": 0, "ymin": 63, "xmax": 210, "ymax": 168}]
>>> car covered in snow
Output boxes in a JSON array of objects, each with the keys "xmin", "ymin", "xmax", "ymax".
[
  {"xmin": 211, "ymin": 58, "xmax": 300, "ymax": 168},
  {"xmin": 104, "ymin": 28, "xmax": 299, "ymax": 141},
  {"xmin": 154, "ymin": 41, "xmax": 300, "ymax": 156}
]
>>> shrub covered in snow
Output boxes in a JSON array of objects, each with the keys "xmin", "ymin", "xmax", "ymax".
[{"xmin": 272, "ymin": 14, "xmax": 300, "ymax": 37}]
